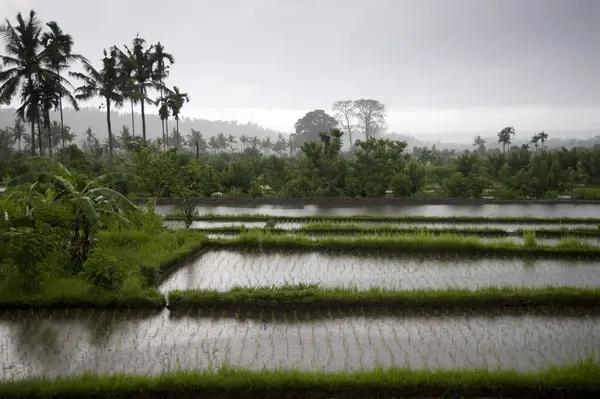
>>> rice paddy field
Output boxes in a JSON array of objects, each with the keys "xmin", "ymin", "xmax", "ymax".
[{"xmin": 3, "ymin": 204, "xmax": 600, "ymax": 397}]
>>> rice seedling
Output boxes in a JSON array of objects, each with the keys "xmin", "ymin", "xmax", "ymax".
[
  {"xmin": 166, "ymin": 285, "xmax": 600, "ymax": 310},
  {"xmin": 203, "ymin": 230, "xmax": 600, "ymax": 258}
]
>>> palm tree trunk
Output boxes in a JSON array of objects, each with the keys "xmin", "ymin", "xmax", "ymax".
[
  {"xmin": 161, "ymin": 119, "xmax": 165, "ymax": 151},
  {"xmin": 30, "ymin": 119, "xmax": 35, "ymax": 156},
  {"xmin": 59, "ymin": 95, "xmax": 65, "ymax": 150},
  {"xmin": 165, "ymin": 118, "xmax": 169, "ymax": 149},
  {"xmin": 141, "ymin": 90, "xmax": 147, "ymax": 144},
  {"xmin": 46, "ymin": 117, "xmax": 53, "ymax": 157},
  {"xmin": 130, "ymin": 99, "xmax": 135, "ymax": 137},
  {"xmin": 176, "ymin": 119, "xmax": 180, "ymax": 149},
  {"xmin": 37, "ymin": 117, "xmax": 43, "ymax": 156},
  {"xmin": 107, "ymin": 99, "xmax": 113, "ymax": 164}
]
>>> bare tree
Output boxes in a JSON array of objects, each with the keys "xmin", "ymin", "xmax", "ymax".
[
  {"xmin": 354, "ymin": 99, "xmax": 386, "ymax": 140},
  {"xmin": 332, "ymin": 100, "xmax": 356, "ymax": 149}
]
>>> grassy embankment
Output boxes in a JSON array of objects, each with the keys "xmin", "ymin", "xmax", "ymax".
[
  {"xmin": 202, "ymin": 231, "xmax": 600, "ymax": 259},
  {"xmin": 0, "ymin": 228, "xmax": 207, "ymax": 310},
  {"xmin": 1, "ymin": 361, "xmax": 598, "ymax": 398},
  {"xmin": 167, "ymin": 284, "xmax": 600, "ymax": 311},
  {"xmin": 166, "ymin": 212, "xmax": 600, "ymax": 225}
]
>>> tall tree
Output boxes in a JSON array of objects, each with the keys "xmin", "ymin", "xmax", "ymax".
[
  {"xmin": 166, "ymin": 86, "xmax": 188, "ymax": 149},
  {"xmin": 0, "ymin": 10, "xmax": 60, "ymax": 156},
  {"xmin": 472, "ymin": 135, "xmax": 486, "ymax": 154},
  {"xmin": 354, "ymin": 99, "xmax": 386, "ymax": 140},
  {"xmin": 118, "ymin": 36, "xmax": 155, "ymax": 144},
  {"xmin": 10, "ymin": 117, "xmax": 26, "ymax": 151},
  {"xmin": 293, "ymin": 109, "xmax": 338, "ymax": 150},
  {"xmin": 497, "ymin": 126, "xmax": 515, "ymax": 156},
  {"xmin": 539, "ymin": 131, "xmax": 548, "ymax": 151},
  {"xmin": 530, "ymin": 134, "xmax": 540, "ymax": 154},
  {"xmin": 151, "ymin": 42, "xmax": 174, "ymax": 147},
  {"xmin": 70, "ymin": 47, "xmax": 124, "ymax": 164},
  {"xmin": 40, "ymin": 21, "xmax": 84, "ymax": 149},
  {"xmin": 332, "ymin": 100, "xmax": 356, "ymax": 149}
]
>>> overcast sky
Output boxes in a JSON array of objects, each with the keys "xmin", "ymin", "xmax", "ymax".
[{"xmin": 1, "ymin": 0, "xmax": 599, "ymax": 140}]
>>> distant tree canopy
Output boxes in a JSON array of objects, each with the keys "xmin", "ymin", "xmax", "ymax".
[{"xmin": 292, "ymin": 109, "xmax": 338, "ymax": 151}]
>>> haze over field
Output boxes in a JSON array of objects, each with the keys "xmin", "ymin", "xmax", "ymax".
[{"xmin": 1, "ymin": 0, "xmax": 599, "ymax": 144}]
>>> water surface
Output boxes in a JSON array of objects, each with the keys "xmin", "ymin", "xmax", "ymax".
[
  {"xmin": 156, "ymin": 204, "xmax": 600, "ymax": 218},
  {"xmin": 159, "ymin": 250, "xmax": 600, "ymax": 292},
  {"xmin": 1, "ymin": 309, "xmax": 598, "ymax": 380}
]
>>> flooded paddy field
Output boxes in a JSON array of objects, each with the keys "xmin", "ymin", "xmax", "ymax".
[
  {"xmin": 159, "ymin": 250, "xmax": 600, "ymax": 292},
  {"xmin": 1, "ymin": 309, "xmax": 598, "ymax": 381},
  {"xmin": 163, "ymin": 220, "xmax": 599, "ymax": 231},
  {"xmin": 155, "ymin": 203, "xmax": 600, "ymax": 218}
]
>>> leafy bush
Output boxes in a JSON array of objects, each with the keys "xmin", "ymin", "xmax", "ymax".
[
  {"xmin": 523, "ymin": 231, "xmax": 536, "ymax": 247},
  {"xmin": 82, "ymin": 250, "xmax": 127, "ymax": 291}
]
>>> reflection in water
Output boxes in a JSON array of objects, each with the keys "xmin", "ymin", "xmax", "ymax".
[
  {"xmin": 156, "ymin": 204, "xmax": 600, "ymax": 218},
  {"xmin": 0, "ymin": 309, "xmax": 598, "ymax": 380},
  {"xmin": 159, "ymin": 250, "xmax": 600, "ymax": 292}
]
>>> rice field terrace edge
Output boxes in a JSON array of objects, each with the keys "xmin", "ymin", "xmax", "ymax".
[
  {"xmin": 1, "ymin": 361, "xmax": 599, "ymax": 399},
  {"xmin": 189, "ymin": 224, "xmax": 600, "ymax": 238},
  {"xmin": 166, "ymin": 285, "xmax": 600, "ymax": 311},
  {"xmin": 165, "ymin": 212, "xmax": 600, "ymax": 225},
  {"xmin": 203, "ymin": 232, "xmax": 600, "ymax": 259}
]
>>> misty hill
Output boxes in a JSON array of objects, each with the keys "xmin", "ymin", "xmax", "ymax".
[{"xmin": 0, "ymin": 108, "xmax": 287, "ymax": 144}]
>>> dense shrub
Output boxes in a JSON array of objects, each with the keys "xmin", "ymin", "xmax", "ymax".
[{"xmin": 82, "ymin": 250, "xmax": 127, "ymax": 291}]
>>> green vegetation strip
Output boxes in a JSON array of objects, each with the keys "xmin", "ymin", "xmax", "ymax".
[
  {"xmin": 193, "ymin": 223, "xmax": 600, "ymax": 238},
  {"xmin": 204, "ymin": 231, "xmax": 600, "ymax": 258},
  {"xmin": 2, "ymin": 362, "xmax": 599, "ymax": 398},
  {"xmin": 167, "ymin": 212, "xmax": 600, "ymax": 225},
  {"xmin": 168, "ymin": 286, "xmax": 600, "ymax": 310}
]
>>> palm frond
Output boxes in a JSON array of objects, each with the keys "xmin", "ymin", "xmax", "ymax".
[
  {"xmin": 75, "ymin": 196, "xmax": 102, "ymax": 227},
  {"xmin": 8, "ymin": 172, "xmax": 76, "ymax": 194},
  {"xmin": 28, "ymin": 156, "xmax": 73, "ymax": 180}
]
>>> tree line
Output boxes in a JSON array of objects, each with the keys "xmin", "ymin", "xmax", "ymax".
[{"xmin": 0, "ymin": 10, "xmax": 188, "ymax": 163}]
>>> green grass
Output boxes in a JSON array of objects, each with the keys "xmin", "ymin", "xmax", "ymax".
[
  {"xmin": 571, "ymin": 187, "xmax": 600, "ymax": 200},
  {"xmin": 167, "ymin": 285, "xmax": 600, "ymax": 310},
  {"xmin": 0, "ymin": 229, "xmax": 208, "ymax": 310},
  {"xmin": 204, "ymin": 231, "xmax": 600, "ymax": 258},
  {"xmin": 166, "ymin": 212, "xmax": 600, "ymax": 225},
  {"xmin": 1, "ymin": 361, "xmax": 599, "ymax": 398}
]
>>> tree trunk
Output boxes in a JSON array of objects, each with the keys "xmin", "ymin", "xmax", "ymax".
[
  {"xmin": 46, "ymin": 117, "xmax": 53, "ymax": 157},
  {"xmin": 106, "ymin": 99, "xmax": 113, "ymax": 164},
  {"xmin": 59, "ymin": 95, "xmax": 65, "ymax": 150},
  {"xmin": 141, "ymin": 90, "xmax": 147, "ymax": 144},
  {"xmin": 37, "ymin": 118, "xmax": 43, "ymax": 156},
  {"xmin": 176, "ymin": 119, "xmax": 180, "ymax": 149},
  {"xmin": 130, "ymin": 99, "xmax": 135, "ymax": 137},
  {"xmin": 30, "ymin": 119, "xmax": 35, "ymax": 156},
  {"xmin": 69, "ymin": 218, "xmax": 92, "ymax": 272},
  {"xmin": 165, "ymin": 118, "xmax": 169, "ymax": 149},
  {"xmin": 161, "ymin": 119, "xmax": 165, "ymax": 151}
]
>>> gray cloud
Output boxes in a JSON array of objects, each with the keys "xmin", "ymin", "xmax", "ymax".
[{"xmin": 2, "ymin": 0, "xmax": 599, "ymax": 133}]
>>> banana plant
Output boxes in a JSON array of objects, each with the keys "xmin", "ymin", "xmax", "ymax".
[{"xmin": 8, "ymin": 156, "xmax": 137, "ymax": 269}]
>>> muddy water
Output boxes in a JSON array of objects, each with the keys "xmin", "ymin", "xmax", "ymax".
[
  {"xmin": 159, "ymin": 250, "xmax": 600, "ymax": 292},
  {"xmin": 155, "ymin": 204, "xmax": 600, "ymax": 218},
  {"xmin": 163, "ymin": 220, "xmax": 599, "ymax": 231},
  {"xmin": 0, "ymin": 309, "xmax": 598, "ymax": 380}
]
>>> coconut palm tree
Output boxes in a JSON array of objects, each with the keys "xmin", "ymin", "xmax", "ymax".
[
  {"xmin": 538, "ymin": 131, "xmax": 548, "ymax": 151},
  {"xmin": 70, "ymin": 47, "xmax": 125, "ymax": 164},
  {"xmin": 497, "ymin": 126, "xmax": 515, "ymax": 156},
  {"xmin": 40, "ymin": 21, "xmax": 85, "ymax": 149},
  {"xmin": 530, "ymin": 134, "xmax": 540, "ymax": 154},
  {"xmin": 151, "ymin": 42, "xmax": 174, "ymax": 145},
  {"xmin": 117, "ymin": 36, "xmax": 158, "ymax": 144},
  {"xmin": 166, "ymin": 86, "xmax": 188, "ymax": 149},
  {"xmin": 0, "ymin": 10, "xmax": 61, "ymax": 156},
  {"xmin": 10, "ymin": 117, "xmax": 26, "ymax": 151},
  {"xmin": 472, "ymin": 135, "xmax": 486, "ymax": 154},
  {"xmin": 8, "ymin": 156, "xmax": 137, "ymax": 268}
]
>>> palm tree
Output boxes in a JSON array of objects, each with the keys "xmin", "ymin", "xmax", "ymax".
[
  {"xmin": 530, "ymin": 134, "xmax": 540, "ymax": 154},
  {"xmin": 497, "ymin": 126, "xmax": 515, "ymax": 156},
  {"xmin": 39, "ymin": 21, "xmax": 85, "ymax": 149},
  {"xmin": 8, "ymin": 156, "xmax": 137, "ymax": 268},
  {"xmin": 151, "ymin": 42, "xmax": 174, "ymax": 146},
  {"xmin": 239, "ymin": 135, "xmax": 249, "ymax": 152},
  {"xmin": 0, "ymin": 10, "xmax": 60, "ymax": 156},
  {"xmin": 538, "ymin": 131, "xmax": 548, "ymax": 151},
  {"xmin": 156, "ymin": 96, "xmax": 169, "ymax": 150},
  {"xmin": 472, "ymin": 135, "xmax": 486, "ymax": 154},
  {"xmin": 10, "ymin": 117, "xmax": 26, "ymax": 151},
  {"xmin": 70, "ymin": 47, "xmax": 125, "ymax": 164},
  {"xmin": 117, "ymin": 36, "xmax": 158, "ymax": 144},
  {"xmin": 227, "ymin": 134, "xmax": 236, "ymax": 153},
  {"xmin": 166, "ymin": 86, "xmax": 188, "ymax": 149}
]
